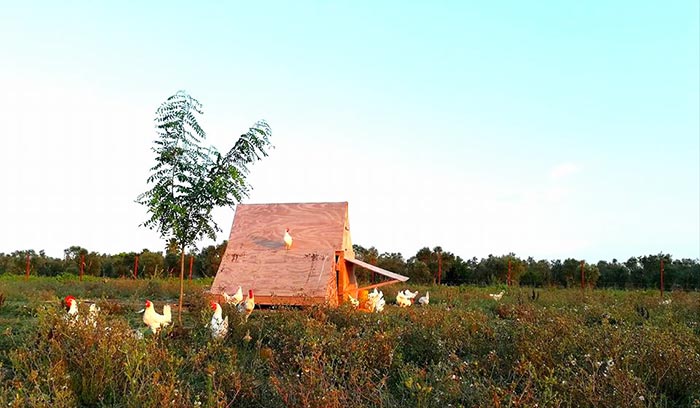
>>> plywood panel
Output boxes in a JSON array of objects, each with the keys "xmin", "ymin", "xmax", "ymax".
[
  {"xmin": 212, "ymin": 249, "xmax": 335, "ymax": 298},
  {"xmin": 211, "ymin": 202, "xmax": 352, "ymax": 305},
  {"xmin": 226, "ymin": 202, "xmax": 347, "ymax": 253}
]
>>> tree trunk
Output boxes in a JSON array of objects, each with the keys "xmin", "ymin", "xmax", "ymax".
[{"xmin": 179, "ymin": 249, "xmax": 185, "ymax": 325}]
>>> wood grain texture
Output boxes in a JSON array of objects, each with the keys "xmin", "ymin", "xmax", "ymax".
[{"xmin": 211, "ymin": 202, "xmax": 352, "ymax": 304}]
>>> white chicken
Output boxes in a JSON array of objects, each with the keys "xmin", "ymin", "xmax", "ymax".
[
  {"xmin": 89, "ymin": 303, "xmax": 100, "ymax": 315},
  {"xmin": 283, "ymin": 228, "xmax": 293, "ymax": 250},
  {"xmin": 209, "ymin": 301, "xmax": 229, "ymax": 340},
  {"xmin": 238, "ymin": 289, "xmax": 255, "ymax": 321},
  {"xmin": 366, "ymin": 289, "xmax": 379, "ymax": 310},
  {"xmin": 141, "ymin": 300, "xmax": 172, "ymax": 333},
  {"xmin": 367, "ymin": 288, "xmax": 385, "ymax": 313},
  {"xmin": 64, "ymin": 295, "xmax": 79, "ymax": 322},
  {"xmin": 86, "ymin": 303, "xmax": 100, "ymax": 327},
  {"xmin": 396, "ymin": 289, "xmax": 418, "ymax": 307},
  {"xmin": 395, "ymin": 292, "xmax": 412, "ymax": 308},
  {"xmin": 489, "ymin": 291, "xmax": 505, "ymax": 301},
  {"xmin": 401, "ymin": 289, "xmax": 419, "ymax": 299},
  {"xmin": 375, "ymin": 296, "xmax": 386, "ymax": 313},
  {"xmin": 223, "ymin": 286, "xmax": 244, "ymax": 306},
  {"xmin": 418, "ymin": 291, "xmax": 430, "ymax": 305}
]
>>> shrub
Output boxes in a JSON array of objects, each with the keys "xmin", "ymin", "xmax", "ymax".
[{"xmin": 1, "ymin": 281, "xmax": 699, "ymax": 406}]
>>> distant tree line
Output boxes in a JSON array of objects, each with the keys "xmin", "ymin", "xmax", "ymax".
[
  {"xmin": 352, "ymin": 245, "xmax": 700, "ymax": 290},
  {"xmin": 0, "ymin": 239, "xmax": 227, "ymax": 280},
  {"xmin": 2, "ymin": 242, "xmax": 698, "ymax": 290}
]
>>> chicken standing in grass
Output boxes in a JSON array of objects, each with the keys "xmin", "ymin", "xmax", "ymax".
[
  {"xmin": 283, "ymin": 228, "xmax": 293, "ymax": 250},
  {"xmin": 402, "ymin": 289, "xmax": 419, "ymax": 300},
  {"xmin": 88, "ymin": 303, "xmax": 100, "ymax": 315},
  {"xmin": 489, "ymin": 291, "xmax": 505, "ymax": 301},
  {"xmin": 223, "ymin": 286, "xmax": 243, "ymax": 306},
  {"xmin": 367, "ymin": 288, "xmax": 385, "ymax": 313},
  {"xmin": 366, "ymin": 289, "xmax": 379, "ymax": 311},
  {"xmin": 64, "ymin": 295, "xmax": 79, "ymax": 322},
  {"xmin": 238, "ymin": 290, "xmax": 255, "ymax": 321},
  {"xmin": 86, "ymin": 303, "xmax": 100, "ymax": 327},
  {"xmin": 418, "ymin": 291, "xmax": 430, "ymax": 305},
  {"xmin": 375, "ymin": 296, "xmax": 386, "ymax": 313},
  {"xmin": 141, "ymin": 300, "xmax": 172, "ymax": 333},
  {"xmin": 209, "ymin": 301, "xmax": 229, "ymax": 340},
  {"xmin": 396, "ymin": 289, "xmax": 418, "ymax": 307},
  {"xmin": 395, "ymin": 291, "xmax": 412, "ymax": 308}
]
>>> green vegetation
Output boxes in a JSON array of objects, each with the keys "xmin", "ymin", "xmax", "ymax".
[
  {"xmin": 1, "ymin": 276, "xmax": 699, "ymax": 407},
  {"xmin": 136, "ymin": 90, "xmax": 273, "ymax": 323},
  {"xmin": 353, "ymin": 246, "xmax": 700, "ymax": 290},
  {"xmin": 2, "ymin": 245, "xmax": 698, "ymax": 291},
  {"xmin": 0, "ymin": 244, "xmax": 228, "ymax": 280}
]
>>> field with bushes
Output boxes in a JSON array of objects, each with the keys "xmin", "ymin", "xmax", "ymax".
[{"xmin": 1, "ymin": 275, "xmax": 699, "ymax": 407}]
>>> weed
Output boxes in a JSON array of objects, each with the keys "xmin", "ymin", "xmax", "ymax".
[{"xmin": 0, "ymin": 279, "xmax": 699, "ymax": 407}]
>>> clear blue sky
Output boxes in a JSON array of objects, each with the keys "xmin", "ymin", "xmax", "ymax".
[{"xmin": 1, "ymin": 1, "xmax": 698, "ymax": 262}]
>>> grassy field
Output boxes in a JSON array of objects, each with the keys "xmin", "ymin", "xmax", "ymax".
[{"xmin": 1, "ymin": 275, "xmax": 699, "ymax": 407}]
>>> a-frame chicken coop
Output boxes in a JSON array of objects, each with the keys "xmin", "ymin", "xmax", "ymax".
[{"xmin": 210, "ymin": 202, "xmax": 408, "ymax": 306}]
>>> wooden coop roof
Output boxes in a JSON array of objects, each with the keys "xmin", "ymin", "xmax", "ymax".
[{"xmin": 210, "ymin": 201, "xmax": 408, "ymax": 306}]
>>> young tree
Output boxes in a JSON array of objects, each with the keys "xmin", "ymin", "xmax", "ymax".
[{"xmin": 137, "ymin": 91, "xmax": 272, "ymax": 324}]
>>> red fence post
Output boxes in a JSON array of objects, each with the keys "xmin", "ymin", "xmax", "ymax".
[
  {"xmin": 660, "ymin": 259, "xmax": 665, "ymax": 299},
  {"xmin": 25, "ymin": 253, "xmax": 30, "ymax": 280},
  {"xmin": 507, "ymin": 260, "xmax": 512, "ymax": 287},
  {"xmin": 133, "ymin": 255, "xmax": 139, "ymax": 279},
  {"xmin": 188, "ymin": 255, "xmax": 194, "ymax": 280},
  {"xmin": 80, "ymin": 254, "xmax": 84, "ymax": 281}
]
